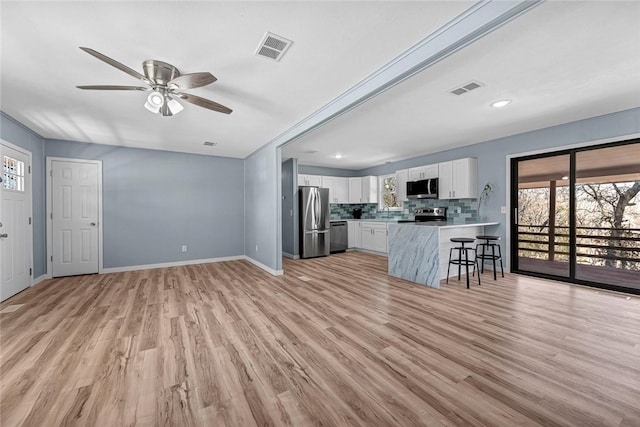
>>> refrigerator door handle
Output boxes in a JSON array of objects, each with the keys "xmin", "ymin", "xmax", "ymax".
[{"xmin": 305, "ymin": 230, "xmax": 329, "ymax": 234}]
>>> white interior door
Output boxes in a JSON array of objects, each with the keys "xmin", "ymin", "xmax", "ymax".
[
  {"xmin": 1, "ymin": 143, "xmax": 32, "ymax": 301},
  {"xmin": 51, "ymin": 160, "xmax": 99, "ymax": 277}
]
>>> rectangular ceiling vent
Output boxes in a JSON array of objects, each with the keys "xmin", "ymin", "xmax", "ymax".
[
  {"xmin": 255, "ymin": 32, "xmax": 293, "ymax": 62},
  {"xmin": 449, "ymin": 80, "xmax": 484, "ymax": 96},
  {"xmin": 203, "ymin": 141, "xmax": 217, "ymax": 147}
]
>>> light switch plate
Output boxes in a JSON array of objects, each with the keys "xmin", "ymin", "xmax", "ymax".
[{"xmin": 501, "ymin": 206, "xmax": 507, "ymax": 214}]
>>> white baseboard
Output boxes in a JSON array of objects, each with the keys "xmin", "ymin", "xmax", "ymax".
[
  {"xmin": 282, "ymin": 252, "xmax": 300, "ymax": 260},
  {"xmin": 244, "ymin": 256, "xmax": 284, "ymax": 276},
  {"xmin": 32, "ymin": 274, "xmax": 50, "ymax": 286},
  {"xmin": 101, "ymin": 255, "xmax": 245, "ymax": 273}
]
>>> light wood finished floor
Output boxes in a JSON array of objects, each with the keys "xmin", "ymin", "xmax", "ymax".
[{"xmin": 1, "ymin": 252, "xmax": 639, "ymax": 427}]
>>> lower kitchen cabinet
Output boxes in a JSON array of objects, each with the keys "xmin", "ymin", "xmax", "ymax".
[
  {"xmin": 348, "ymin": 221, "xmax": 362, "ymax": 248},
  {"xmin": 361, "ymin": 222, "xmax": 388, "ymax": 253}
]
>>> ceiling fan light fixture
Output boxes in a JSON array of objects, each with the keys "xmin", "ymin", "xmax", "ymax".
[
  {"xmin": 144, "ymin": 91, "xmax": 164, "ymax": 114},
  {"xmin": 167, "ymin": 98, "xmax": 184, "ymax": 115}
]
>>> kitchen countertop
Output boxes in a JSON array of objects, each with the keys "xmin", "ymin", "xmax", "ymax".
[
  {"xmin": 332, "ymin": 219, "xmax": 499, "ymax": 228},
  {"xmin": 394, "ymin": 221, "xmax": 500, "ymax": 229}
]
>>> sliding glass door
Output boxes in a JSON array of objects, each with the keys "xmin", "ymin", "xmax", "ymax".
[{"xmin": 511, "ymin": 140, "xmax": 640, "ymax": 294}]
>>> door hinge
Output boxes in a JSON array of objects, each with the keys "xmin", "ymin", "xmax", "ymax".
[
  {"xmin": 51, "ymin": 255, "xmax": 53, "ymax": 262},
  {"xmin": 28, "ymin": 166, "xmax": 31, "ymax": 174},
  {"xmin": 50, "ymin": 170, "xmax": 53, "ymax": 176},
  {"xmin": 50, "ymin": 213, "xmax": 53, "ymax": 219},
  {"xmin": 29, "ymin": 217, "xmax": 32, "ymax": 225},
  {"xmin": 29, "ymin": 268, "xmax": 32, "ymax": 276}
]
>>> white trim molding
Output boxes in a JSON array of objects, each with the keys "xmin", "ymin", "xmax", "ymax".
[
  {"xmin": 32, "ymin": 274, "xmax": 49, "ymax": 286},
  {"xmin": 244, "ymin": 256, "xmax": 284, "ymax": 276},
  {"xmin": 282, "ymin": 252, "xmax": 300, "ymax": 260},
  {"xmin": 101, "ymin": 255, "xmax": 246, "ymax": 273}
]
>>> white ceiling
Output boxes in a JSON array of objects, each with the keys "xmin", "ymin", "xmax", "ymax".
[
  {"xmin": 0, "ymin": 1, "xmax": 473, "ymax": 159},
  {"xmin": 2, "ymin": 2, "xmax": 639, "ymax": 168}
]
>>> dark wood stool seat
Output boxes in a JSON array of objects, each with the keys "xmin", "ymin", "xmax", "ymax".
[
  {"xmin": 447, "ymin": 238, "xmax": 481, "ymax": 288},
  {"xmin": 473, "ymin": 235, "xmax": 504, "ymax": 280}
]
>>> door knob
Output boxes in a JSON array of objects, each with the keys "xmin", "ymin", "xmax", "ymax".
[
  {"xmin": 0, "ymin": 233, "xmax": 8, "ymax": 238},
  {"xmin": 90, "ymin": 222, "xmax": 96, "ymax": 226}
]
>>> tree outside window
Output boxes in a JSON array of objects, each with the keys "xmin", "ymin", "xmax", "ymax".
[{"xmin": 379, "ymin": 174, "xmax": 402, "ymax": 210}]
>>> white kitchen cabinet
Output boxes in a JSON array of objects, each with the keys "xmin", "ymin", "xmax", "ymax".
[
  {"xmin": 348, "ymin": 177, "xmax": 362, "ymax": 203},
  {"xmin": 395, "ymin": 169, "xmax": 409, "ymax": 202},
  {"xmin": 298, "ymin": 174, "xmax": 322, "ymax": 187},
  {"xmin": 438, "ymin": 158, "xmax": 478, "ymax": 199},
  {"xmin": 361, "ymin": 176, "xmax": 378, "ymax": 203},
  {"xmin": 322, "ymin": 176, "xmax": 349, "ymax": 203},
  {"xmin": 348, "ymin": 221, "xmax": 361, "ymax": 248},
  {"xmin": 348, "ymin": 176, "xmax": 378, "ymax": 204},
  {"xmin": 361, "ymin": 222, "xmax": 388, "ymax": 253},
  {"xmin": 408, "ymin": 164, "xmax": 438, "ymax": 181}
]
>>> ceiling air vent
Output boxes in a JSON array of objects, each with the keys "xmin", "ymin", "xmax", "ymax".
[
  {"xmin": 449, "ymin": 80, "xmax": 484, "ymax": 96},
  {"xmin": 203, "ymin": 141, "xmax": 217, "ymax": 147},
  {"xmin": 255, "ymin": 32, "xmax": 293, "ymax": 62}
]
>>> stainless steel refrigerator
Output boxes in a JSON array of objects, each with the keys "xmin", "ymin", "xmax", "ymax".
[{"xmin": 299, "ymin": 186, "xmax": 330, "ymax": 258}]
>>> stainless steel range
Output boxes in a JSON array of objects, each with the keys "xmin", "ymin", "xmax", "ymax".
[
  {"xmin": 398, "ymin": 207, "xmax": 447, "ymax": 223},
  {"xmin": 415, "ymin": 207, "xmax": 447, "ymax": 222}
]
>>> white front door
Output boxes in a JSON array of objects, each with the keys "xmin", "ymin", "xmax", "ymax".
[
  {"xmin": 1, "ymin": 143, "xmax": 32, "ymax": 301},
  {"xmin": 51, "ymin": 160, "xmax": 99, "ymax": 277}
]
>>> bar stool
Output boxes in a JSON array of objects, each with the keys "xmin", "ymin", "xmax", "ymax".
[
  {"xmin": 474, "ymin": 235, "xmax": 504, "ymax": 280},
  {"xmin": 447, "ymin": 237, "xmax": 481, "ymax": 288}
]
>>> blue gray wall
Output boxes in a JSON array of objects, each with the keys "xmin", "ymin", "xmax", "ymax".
[
  {"xmin": 45, "ymin": 139, "xmax": 245, "ymax": 269},
  {"xmin": 1, "ymin": 113, "xmax": 47, "ymax": 277},
  {"xmin": 245, "ymin": 142, "xmax": 282, "ymax": 272},
  {"xmin": 281, "ymin": 158, "xmax": 298, "ymax": 257},
  {"xmin": 298, "ymin": 165, "xmax": 358, "ymax": 177}
]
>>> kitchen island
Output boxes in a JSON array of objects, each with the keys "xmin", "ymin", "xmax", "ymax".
[{"xmin": 387, "ymin": 221, "xmax": 499, "ymax": 288}]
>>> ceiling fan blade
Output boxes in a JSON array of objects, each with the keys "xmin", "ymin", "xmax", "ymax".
[
  {"xmin": 175, "ymin": 92, "xmax": 232, "ymax": 114},
  {"xmin": 168, "ymin": 72, "xmax": 217, "ymax": 90},
  {"xmin": 79, "ymin": 47, "xmax": 152, "ymax": 85},
  {"xmin": 76, "ymin": 85, "xmax": 148, "ymax": 91}
]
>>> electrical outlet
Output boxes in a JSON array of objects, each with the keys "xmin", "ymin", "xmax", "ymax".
[
  {"xmin": 501, "ymin": 206, "xmax": 507, "ymax": 214},
  {"xmin": 181, "ymin": 245, "xmax": 187, "ymax": 252},
  {"xmin": 290, "ymin": 209, "xmax": 293, "ymax": 216}
]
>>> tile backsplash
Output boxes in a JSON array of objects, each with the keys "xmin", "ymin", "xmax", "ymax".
[{"xmin": 330, "ymin": 199, "xmax": 478, "ymax": 222}]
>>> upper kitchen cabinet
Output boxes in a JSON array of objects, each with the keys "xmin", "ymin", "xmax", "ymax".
[
  {"xmin": 298, "ymin": 174, "xmax": 322, "ymax": 187},
  {"xmin": 349, "ymin": 176, "xmax": 378, "ymax": 203},
  {"xmin": 438, "ymin": 158, "xmax": 478, "ymax": 199},
  {"xmin": 395, "ymin": 169, "xmax": 409, "ymax": 202},
  {"xmin": 322, "ymin": 176, "xmax": 349, "ymax": 204},
  {"xmin": 408, "ymin": 164, "xmax": 438, "ymax": 181}
]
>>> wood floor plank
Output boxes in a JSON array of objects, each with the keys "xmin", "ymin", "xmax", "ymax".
[{"xmin": 1, "ymin": 253, "xmax": 639, "ymax": 426}]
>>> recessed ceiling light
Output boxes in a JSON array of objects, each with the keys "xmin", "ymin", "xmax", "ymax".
[
  {"xmin": 561, "ymin": 175, "xmax": 569, "ymax": 180},
  {"xmin": 335, "ymin": 153, "xmax": 343, "ymax": 159},
  {"xmin": 490, "ymin": 99, "xmax": 512, "ymax": 108}
]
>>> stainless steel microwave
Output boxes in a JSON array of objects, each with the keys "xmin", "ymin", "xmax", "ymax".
[{"xmin": 407, "ymin": 178, "xmax": 439, "ymax": 199}]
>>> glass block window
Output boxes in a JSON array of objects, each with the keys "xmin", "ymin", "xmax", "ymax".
[
  {"xmin": 379, "ymin": 174, "xmax": 402, "ymax": 210},
  {"xmin": 3, "ymin": 155, "xmax": 25, "ymax": 192}
]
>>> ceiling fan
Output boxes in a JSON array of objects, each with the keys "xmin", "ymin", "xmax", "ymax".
[{"xmin": 76, "ymin": 47, "xmax": 232, "ymax": 117}]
